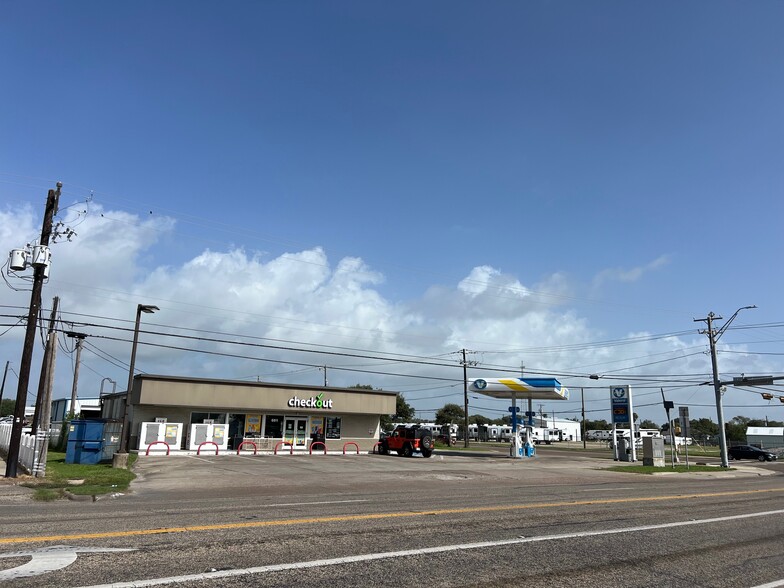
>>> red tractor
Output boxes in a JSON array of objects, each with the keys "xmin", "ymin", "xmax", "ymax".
[{"xmin": 378, "ymin": 425, "xmax": 434, "ymax": 458}]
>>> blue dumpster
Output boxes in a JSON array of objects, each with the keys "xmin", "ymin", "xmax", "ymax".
[{"xmin": 66, "ymin": 420, "xmax": 122, "ymax": 464}]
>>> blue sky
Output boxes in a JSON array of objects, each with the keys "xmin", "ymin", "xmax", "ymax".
[{"xmin": 1, "ymin": 2, "xmax": 783, "ymax": 426}]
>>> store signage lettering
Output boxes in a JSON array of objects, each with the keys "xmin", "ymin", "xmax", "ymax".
[{"xmin": 288, "ymin": 393, "xmax": 333, "ymax": 409}]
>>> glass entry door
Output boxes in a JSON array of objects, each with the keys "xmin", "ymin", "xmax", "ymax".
[{"xmin": 284, "ymin": 417, "xmax": 308, "ymax": 447}]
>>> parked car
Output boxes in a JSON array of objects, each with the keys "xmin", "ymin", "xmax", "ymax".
[
  {"xmin": 728, "ymin": 445, "xmax": 778, "ymax": 462},
  {"xmin": 378, "ymin": 425, "xmax": 434, "ymax": 458}
]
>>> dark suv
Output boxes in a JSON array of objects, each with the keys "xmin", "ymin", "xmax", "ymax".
[
  {"xmin": 378, "ymin": 425, "xmax": 434, "ymax": 458},
  {"xmin": 728, "ymin": 445, "xmax": 778, "ymax": 462}
]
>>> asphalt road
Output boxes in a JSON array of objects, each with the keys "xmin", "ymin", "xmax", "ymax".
[{"xmin": 1, "ymin": 447, "xmax": 783, "ymax": 587}]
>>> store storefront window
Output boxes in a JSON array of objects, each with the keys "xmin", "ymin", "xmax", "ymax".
[
  {"xmin": 265, "ymin": 415, "xmax": 284, "ymax": 438},
  {"xmin": 325, "ymin": 416, "xmax": 342, "ymax": 440},
  {"xmin": 190, "ymin": 412, "xmax": 227, "ymax": 425}
]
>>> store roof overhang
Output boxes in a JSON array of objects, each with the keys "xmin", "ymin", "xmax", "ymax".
[{"xmin": 469, "ymin": 378, "xmax": 569, "ymax": 401}]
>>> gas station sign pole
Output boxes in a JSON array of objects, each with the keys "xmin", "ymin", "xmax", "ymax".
[{"xmin": 610, "ymin": 385, "xmax": 635, "ymax": 462}]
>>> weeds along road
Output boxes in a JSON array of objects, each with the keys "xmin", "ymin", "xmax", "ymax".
[{"xmin": 1, "ymin": 451, "xmax": 783, "ymax": 587}]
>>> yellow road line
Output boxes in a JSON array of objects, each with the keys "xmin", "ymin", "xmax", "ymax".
[{"xmin": 2, "ymin": 486, "xmax": 783, "ymax": 545}]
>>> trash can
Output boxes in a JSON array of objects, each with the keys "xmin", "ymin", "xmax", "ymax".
[{"xmin": 66, "ymin": 420, "xmax": 121, "ymax": 464}]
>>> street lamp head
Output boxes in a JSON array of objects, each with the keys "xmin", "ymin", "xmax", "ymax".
[
  {"xmin": 589, "ymin": 374, "xmax": 600, "ymax": 380},
  {"xmin": 138, "ymin": 304, "xmax": 159, "ymax": 314}
]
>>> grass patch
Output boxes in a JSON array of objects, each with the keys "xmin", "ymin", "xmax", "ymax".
[
  {"xmin": 608, "ymin": 464, "xmax": 731, "ymax": 474},
  {"xmin": 22, "ymin": 452, "xmax": 136, "ymax": 500},
  {"xmin": 33, "ymin": 488, "xmax": 63, "ymax": 501}
]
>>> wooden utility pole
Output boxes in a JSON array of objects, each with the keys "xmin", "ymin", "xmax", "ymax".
[
  {"xmin": 5, "ymin": 182, "xmax": 60, "ymax": 478},
  {"xmin": 31, "ymin": 297, "xmax": 59, "ymax": 433},
  {"xmin": 581, "ymin": 388, "xmax": 586, "ymax": 449},
  {"xmin": 0, "ymin": 361, "xmax": 9, "ymax": 409},
  {"xmin": 69, "ymin": 333, "xmax": 86, "ymax": 416},
  {"xmin": 462, "ymin": 349, "xmax": 469, "ymax": 448},
  {"xmin": 35, "ymin": 296, "xmax": 59, "ymax": 477}
]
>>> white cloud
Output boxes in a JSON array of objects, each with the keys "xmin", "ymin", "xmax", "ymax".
[
  {"xmin": 0, "ymin": 207, "xmax": 774, "ymax": 424},
  {"xmin": 592, "ymin": 255, "xmax": 671, "ymax": 287}
]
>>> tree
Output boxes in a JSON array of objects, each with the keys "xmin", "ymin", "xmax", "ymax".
[
  {"xmin": 469, "ymin": 414, "xmax": 490, "ymax": 426},
  {"xmin": 435, "ymin": 403, "xmax": 465, "ymax": 425},
  {"xmin": 393, "ymin": 393, "xmax": 415, "ymax": 422},
  {"xmin": 639, "ymin": 419, "xmax": 659, "ymax": 430},
  {"xmin": 726, "ymin": 416, "xmax": 748, "ymax": 443},
  {"xmin": 689, "ymin": 418, "xmax": 718, "ymax": 442},
  {"xmin": 585, "ymin": 419, "xmax": 610, "ymax": 431},
  {"xmin": 351, "ymin": 385, "xmax": 414, "ymax": 430},
  {"xmin": 744, "ymin": 418, "xmax": 784, "ymax": 427},
  {"xmin": 0, "ymin": 398, "xmax": 14, "ymax": 417}
]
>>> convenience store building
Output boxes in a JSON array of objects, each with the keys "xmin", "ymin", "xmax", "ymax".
[{"xmin": 102, "ymin": 374, "xmax": 397, "ymax": 453}]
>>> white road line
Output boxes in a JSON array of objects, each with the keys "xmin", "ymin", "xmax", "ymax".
[
  {"xmin": 76, "ymin": 508, "xmax": 784, "ymax": 588},
  {"xmin": 0, "ymin": 546, "xmax": 134, "ymax": 581},
  {"xmin": 185, "ymin": 456, "xmax": 214, "ymax": 463},
  {"xmin": 751, "ymin": 581, "xmax": 784, "ymax": 588}
]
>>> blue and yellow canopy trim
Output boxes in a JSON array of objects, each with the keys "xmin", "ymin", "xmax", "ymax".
[{"xmin": 469, "ymin": 377, "xmax": 569, "ymax": 400}]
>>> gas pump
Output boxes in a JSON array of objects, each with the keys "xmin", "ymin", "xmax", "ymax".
[
  {"xmin": 521, "ymin": 425, "xmax": 536, "ymax": 457},
  {"xmin": 510, "ymin": 424, "xmax": 536, "ymax": 458},
  {"xmin": 510, "ymin": 425, "xmax": 522, "ymax": 457}
]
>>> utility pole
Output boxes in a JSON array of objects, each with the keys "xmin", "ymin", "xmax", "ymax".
[
  {"xmin": 67, "ymin": 332, "xmax": 87, "ymax": 417},
  {"xmin": 462, "ymin": 349, "xmax": 469, "ymax": 448},
  {"xmin": 31, "ymin": 297, "xmax": 59, "ymax": 433},
  {"xmin": 35, "ymin": 298, "xmax": 59, "ymax": 477},
  {"xmin": 704, "ymin": 312, "xmax": 727, "ymax": 468},
  {"xmin": 0, "ymin": 361, "xmax": 10, "ymax": 410},
  {"xmin": 459, "ymin": 349, "xmax": 477, "ymax": 448},
  {"xmin": 581, "ymin": 388, "xmax": 586, "ymax": 449},
  {"xmin": 695, "ymin": 306, "xmax": 756, "ymax": 468},
  {"xmin": 6, "ymin": 182, "xmax": 61, "ymax": 479}
]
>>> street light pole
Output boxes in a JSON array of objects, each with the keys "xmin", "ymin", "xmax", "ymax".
[
  {"xmin": 118, "ymin": 304, "xmax": 158, "ymax": 456},
  {"xmin": 695, "ymin": 305, "xmax": 756, "ymax": 468}
]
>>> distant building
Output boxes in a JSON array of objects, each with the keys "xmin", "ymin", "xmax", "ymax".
[
  {"xmin": 746, "ymin": 427, "xmax": 784, "ymax": 449},
  {"xmin": 538, "ymin": 417, "xmax": 581, "ymax": 441},
  {"xmin": 51, "ymin": 398, "xmax": 102, "ymax": 422}
]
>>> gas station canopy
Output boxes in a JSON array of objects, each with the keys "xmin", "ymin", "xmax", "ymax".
[{"xmin": 469, "ymin": 378, "xmax": 569, "ymax": 400}]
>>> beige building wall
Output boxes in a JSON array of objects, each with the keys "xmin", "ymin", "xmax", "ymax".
[
  {"xmin": 133, "ymin": 377, "xmax": 395, "ymax": 415},
  {"xmin": 122, "ymin": 375, "xmax": 395, "ymax": 452}
]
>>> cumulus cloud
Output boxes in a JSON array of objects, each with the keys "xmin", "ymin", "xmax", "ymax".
[
  {"xmin": 592, "ymin": 255, "xmax": 671, "ymax": 287},
  {"xmin": 0, "ymin": 206, "xmax": 772, "ymax": 423}
]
